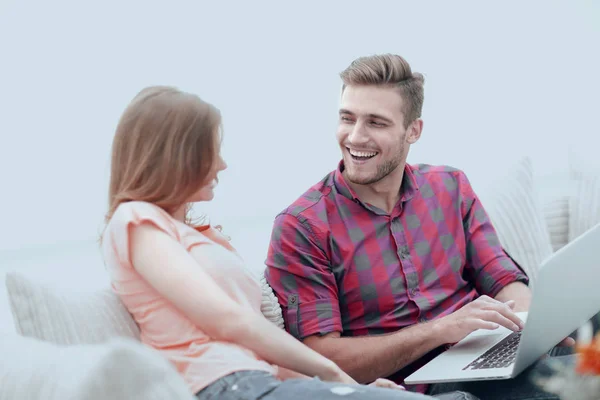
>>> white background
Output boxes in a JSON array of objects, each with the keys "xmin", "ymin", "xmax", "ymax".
[{"xmin": 0, "ymin": 0, "xmax": 598, "ymax": 286}]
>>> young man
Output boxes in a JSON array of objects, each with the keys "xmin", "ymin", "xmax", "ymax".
[{"xmin": 265, "ymin": 54, "xmax": 573, "ymax": 399}]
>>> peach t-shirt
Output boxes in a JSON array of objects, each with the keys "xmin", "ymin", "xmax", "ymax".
[{"xmin": 102, "ymin": 201, "xmax": 277, "ymax": 394}]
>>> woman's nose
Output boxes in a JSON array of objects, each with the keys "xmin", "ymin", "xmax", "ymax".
[{"xmin": 219, "ymin": 157, "xmax": 228, "ymax": 171}]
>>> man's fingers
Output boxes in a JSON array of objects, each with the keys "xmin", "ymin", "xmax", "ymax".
[
  {"xmin": 504, "ymin": 300, "xmax": 516, "ymax": 309},
  {"xmin": 558, "ymin": 337, "xmax": 576, "ymax": 347},
  {"xmin": 476, "ymin": 296, "xmax": 515, "ymax": 310},
  {"xmin": 475, "ymin": 295, "xmax": 495, "ymax": 305},
  {"xmin": 477, "ymin": 297, "xmax": 517, "ymax": 314},
  {"xmin": 480, "ymin": 310, "xmax": 521, "ymax": 332},
  {"xmin": 473, "ymin": 319, "xmax": 500, "ymax": 331},
  {"xmin": 481, "ymin": 302, "xmax": 525, "ymax": 330}
]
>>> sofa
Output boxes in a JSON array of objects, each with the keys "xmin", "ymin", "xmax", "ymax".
[
  {"xmin": 0, "ymin": 271, "xmax": 284, "ymax": 400},
  {"xmin": 1, "ymin": 155, "xmax": 599, "ymax": 399}
]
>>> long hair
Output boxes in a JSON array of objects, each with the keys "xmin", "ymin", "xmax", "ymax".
[{"xmin": 105, "ymin": 85, "xmax": 222, "ymax": 225}]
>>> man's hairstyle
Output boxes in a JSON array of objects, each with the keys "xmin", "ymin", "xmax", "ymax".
[{"xmin": 340, "ymin": 54, "xmax": 425, "ymax": 128}]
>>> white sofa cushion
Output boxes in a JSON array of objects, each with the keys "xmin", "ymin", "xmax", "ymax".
[
  {"xmin": 0, "ymin": 334, "xmax": 195, "ymax": 400},
  {"xmin": 479, "ymin": 157, "xmax": 554, "ymax": 287},
  {"xmin": 569, "ymin": 170, "xmax": 600, "ymax": 242},
  {"xmin": 534, "ymin": 170, "xmax": 574, "ymax": 252},
  {"xmin": 6, "ymin": 271, "xmax": 140, "ymax": 345},
  {"xmin": 541, "ymin": 192, "xmax": 571, "ymax": 252},
  {"xmin": 6, "ymin": 270, "xmax": 285, "ymax": 346}
]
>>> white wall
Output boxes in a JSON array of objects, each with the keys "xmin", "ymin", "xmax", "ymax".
[{"xmin": 0, "ymin": 0, "xmax": 598, "ymax": 279}]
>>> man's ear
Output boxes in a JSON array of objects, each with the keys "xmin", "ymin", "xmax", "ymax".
[{"xmin": 406, "ymin": 119, "xmax": 423, "ymax": 144}]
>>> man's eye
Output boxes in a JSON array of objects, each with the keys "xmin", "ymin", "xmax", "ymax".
[
  {"xmin": 371, "ymin": 121, "xmax": 385, "ymax": 127},
  {"xmin": 340, "ymin": 116, "xmax": 353, "ymax": 122}
]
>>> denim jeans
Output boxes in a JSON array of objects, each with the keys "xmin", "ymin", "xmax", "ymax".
[{"xmin": 195, "ymin": 370, "xmax": 478, "ymax": 400}]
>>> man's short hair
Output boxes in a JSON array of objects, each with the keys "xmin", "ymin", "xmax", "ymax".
[{"xmin": 340, "ymin": 54, "xmax": 425, "ymax": 127}]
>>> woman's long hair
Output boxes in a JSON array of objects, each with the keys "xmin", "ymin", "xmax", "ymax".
[{"xmin": 105, "ymin": 86, "xmax": 221, "ymax": 225}]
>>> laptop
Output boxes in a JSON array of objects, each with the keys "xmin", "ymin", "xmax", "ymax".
[{"xmin": 405, "ymin": 222, "xmax": 600, "ymax": 384}]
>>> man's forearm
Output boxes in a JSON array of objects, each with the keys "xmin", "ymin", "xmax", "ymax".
[
  {"xmin": 303, "ymin": 320, "xmax": 447, "ymax": 384},
  {"xmin": 494, "ymin": 281, "xmax": 532, "ymax": 312}
]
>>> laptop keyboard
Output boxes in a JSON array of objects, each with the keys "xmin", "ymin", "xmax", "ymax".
[{"xmin": 462, "ymin": 331, "xmax": 522, "ymax": 370}]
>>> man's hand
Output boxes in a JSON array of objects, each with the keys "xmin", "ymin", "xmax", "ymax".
[
  {"xmin": 494, "ymin": 282, "xmax": 574, "ymax": 348},
  {"xmin": 434, "ymin": 296, "xmax": 525, "ymax": 344},
  {"xmin": 557, "ymin": 337, "xmax": 576, "ymax": 347}
]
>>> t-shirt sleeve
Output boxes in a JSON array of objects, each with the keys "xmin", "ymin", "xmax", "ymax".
[{"xmin": 104, "ymin": 201, "xmax": 181, "ymax": 271}]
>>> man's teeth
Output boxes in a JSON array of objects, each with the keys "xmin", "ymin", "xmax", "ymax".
[{"xmin": 349, "ymin": 149, "xmax": 378, "ymax": 158}]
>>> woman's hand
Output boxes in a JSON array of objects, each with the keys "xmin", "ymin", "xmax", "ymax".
[
  {"xmin": 320, "ymin": 366, "xmax": 405, "ymax": 391},
  {"xmin": 369, "ymin": 378, "xmax": 405, "ymax": 390}
]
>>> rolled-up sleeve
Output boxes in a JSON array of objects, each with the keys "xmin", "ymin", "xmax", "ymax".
[
  {"xmin": 458, "ymin": 172, "xmax": 529, "ymax": 297},
  {"xmin": 265, "ymin": 212, "xmax": 342, "ymax": 341}
]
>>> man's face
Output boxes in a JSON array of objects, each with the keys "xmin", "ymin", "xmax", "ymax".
[{"xmin": 336, "ymin": 85, "xmax": 416, "ymax": 186}]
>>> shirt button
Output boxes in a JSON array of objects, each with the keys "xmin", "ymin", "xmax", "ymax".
[
  {"xmin": 399, "ymin": 248, "xmax": 409, "ymax": 259},
  {"xmin": 289, "ymin": 295, "xmax": 298, "ymax": 304},
  {"xmin": 410, "ymin": 288, "xmax": 418, "ymax": 296},
  {"xmin": 419, "ymin": 317, "xmax": 428, "ymax": 323}
]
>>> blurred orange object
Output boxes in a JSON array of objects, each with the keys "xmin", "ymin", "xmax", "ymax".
[{"xmin": 576, "ymin": 333, "xmax": 600, "ymax": 375}]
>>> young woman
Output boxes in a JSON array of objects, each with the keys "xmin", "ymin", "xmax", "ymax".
[{"xmin": 101, "ymin": 86, "xmax": 476, "ymax": 400}]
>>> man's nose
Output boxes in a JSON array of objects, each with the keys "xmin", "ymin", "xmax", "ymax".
[{"xmin": 348, "ymin": 122, "xmax": 369, "ymax": 145}]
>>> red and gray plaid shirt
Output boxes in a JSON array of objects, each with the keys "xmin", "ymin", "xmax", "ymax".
[{"xmin": 265, "ymin": 161, "xmax": 528, "ymax": 391}]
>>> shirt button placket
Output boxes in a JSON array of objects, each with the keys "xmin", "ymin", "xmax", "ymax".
[
  {"xmin": 392, "ymin": 219, "xmax": 418, "ymax": 297},
  {"xmin": 392, "ymin": 219, "xmax": 423, "ymax": 313}
]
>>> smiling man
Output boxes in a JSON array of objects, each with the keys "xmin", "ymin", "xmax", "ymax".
[{"xmin": 265, "ymin": 54, "xmax": 572, "ymax": 399}]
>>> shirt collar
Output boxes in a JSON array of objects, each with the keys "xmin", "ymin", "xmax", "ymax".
[{"xmin": 333, "ymin": 160, "xmax": 421, "ymax": 204}]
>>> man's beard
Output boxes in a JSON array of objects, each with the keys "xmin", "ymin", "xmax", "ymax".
[{"xmin": 347, "ymin": 150, "xmax": 404, "ymax": 186}]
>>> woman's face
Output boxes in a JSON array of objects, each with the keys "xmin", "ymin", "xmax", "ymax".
[{"xmin": 189, "ymin": 152, "xmax": 228, "ymax": 202}]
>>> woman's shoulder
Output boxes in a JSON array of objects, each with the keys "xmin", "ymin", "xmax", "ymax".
[
  {"xmin": 102, "ymin": 201, "xmax": 184, "ymax": 267},
  {"xmin": 113, "ymin": 200, "xmax": 169, "ymax": 219},
  {"xmin": 106, "ymin": 201, "xmax": 179, "ymax": 238}
]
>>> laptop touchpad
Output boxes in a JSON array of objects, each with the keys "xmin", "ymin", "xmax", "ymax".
[{"xmin": 449, "ymin": 332, "xmax": 508, "ymax": 354}]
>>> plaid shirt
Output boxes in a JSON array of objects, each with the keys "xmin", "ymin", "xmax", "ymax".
[{"xmin": 265, "ymin": 161, "xmax": 528, "ymax": 391}]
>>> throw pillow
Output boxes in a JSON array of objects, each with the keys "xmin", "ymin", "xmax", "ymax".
[
  {"xmin": 6, "ymin": 270, "xmax": 285, "ymax": 347},
  {"xmin": 6, "ymin": 271, "xmax": 140, "ymax": 345},
  {"xmin": 568, "ymin": 172, "xmax": 600, "ymax": 242},
  {"xmin": 542, "ymin": 195, "xmax": 570, "ymax": 252},
  {"xmin": 478, "ymin": 157, "xmax": 554, "ymax": 287}
]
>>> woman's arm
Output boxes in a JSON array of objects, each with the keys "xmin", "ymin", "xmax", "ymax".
[
  {"xmin": 276, "ymin": 367, "xmax": 310, "ymax": 380},
  {"xmin": 129, "ymin": 222, "xmax": 354, "ymax": 384}
]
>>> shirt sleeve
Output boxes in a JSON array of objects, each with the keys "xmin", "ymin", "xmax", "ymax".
[
  {"xmin": 458, "ymin": 172, "xmax": 530, "ymax": 297},
  {"xmin": 104, "ymin": 201, "xmax": 181, "ymax": 271},
  {"xmin": 265, "ymin": 212, "xmax": 342, "ymax": 341}
]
